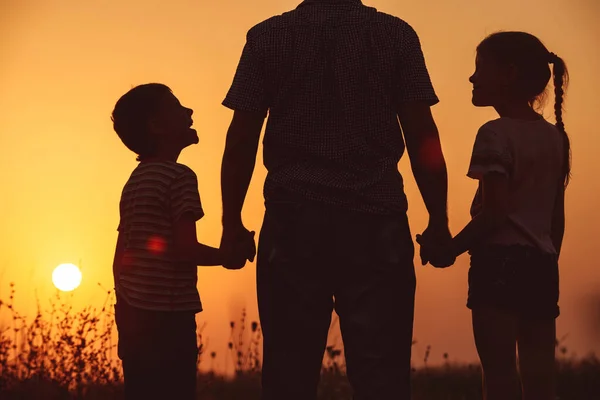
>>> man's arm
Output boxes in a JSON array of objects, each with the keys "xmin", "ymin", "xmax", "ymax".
[
  {"xmin": 219, "ymin": 110, "xmax": 265, "ymax": 268},
  {"xmin": 398, "ymin": 102, "xmax": 449, "ymax": 226},
  {"xmin": 551, "ymin": 183, "xmax": 566, "ymax": 257},
  {"xmin": 399, "ymin": 102, "xmax": 452, "ymax": 267},
  {"xmin": 221, "ymin": 110, "xmax": 266, "ymax": 229}
]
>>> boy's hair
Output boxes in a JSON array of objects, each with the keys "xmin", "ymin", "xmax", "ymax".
[
  {"xmin": 111, "ymin": 83, "xmax": 172, "ymax": 161},
  {"xmin": 477, "ymin": 32, "xmax": 571, "ymax": 187}
]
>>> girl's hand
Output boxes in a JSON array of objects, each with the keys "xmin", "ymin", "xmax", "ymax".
[{"xmin": 416, "ymin": 234, "xmax": 456, "ymax": 268}]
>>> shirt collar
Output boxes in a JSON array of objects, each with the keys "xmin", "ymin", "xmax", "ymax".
[{"xmin": 299, "ymin": 0, "xmax": 363, "ymax": 6}]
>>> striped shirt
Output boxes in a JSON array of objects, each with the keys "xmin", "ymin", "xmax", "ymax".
[
  {"xmin": 116, "ymin": 161, "xmax": 205, "ymax": 312},
  {"xmin": 223, "ymin": 0, "xmax": 439, "ymax": 214}
]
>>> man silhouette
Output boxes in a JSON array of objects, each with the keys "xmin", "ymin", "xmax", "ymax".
[{"xmin": 220, "ymin": 1, "xmax": 452, "ymax": 398}]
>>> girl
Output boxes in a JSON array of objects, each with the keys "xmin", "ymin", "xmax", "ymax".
[{"xmin": 420, "ymin": 31, "xmax": 570, "ymax": 400}]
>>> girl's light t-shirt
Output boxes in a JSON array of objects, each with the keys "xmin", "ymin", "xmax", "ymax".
[{"xmin": 468, "ymin": 117, "xmax": 564, "ymax": 254}]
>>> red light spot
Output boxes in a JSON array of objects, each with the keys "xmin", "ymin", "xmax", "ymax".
[
  {"xmin": 420, "ymin": 138, "xmax": 445, "ymax": 171},
  {"xmin": 147, "ymin": 236, "xmax": 166, "ymax": 255}
]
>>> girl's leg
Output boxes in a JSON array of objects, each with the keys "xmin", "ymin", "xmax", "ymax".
[
  {"xmin": 517, "ymin": 318, "xmax": 556, "ymax": 400},
  {"xmin": 472, "ymin": 307, "xmax": 520, "ymax": 400}
]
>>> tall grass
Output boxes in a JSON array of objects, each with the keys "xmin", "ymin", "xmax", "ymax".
[
  {"xmin": 0, "ymin": 283, "xmax": 122, "ymax": 398},
  {"xmin": 0, "ymin": 284, "xmax": 598, "ymax": 400}
]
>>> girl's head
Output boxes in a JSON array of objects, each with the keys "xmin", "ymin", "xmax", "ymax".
[{"xmin": 470, "ymin": 31, "xmax": 571, "ymax": 186}]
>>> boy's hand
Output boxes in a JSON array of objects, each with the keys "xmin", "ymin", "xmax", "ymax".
[
  {"xmin": 221, "ymin": 224, "xmax": 256, "ymax": 270},
  {"xmin": 225, "ymin": 231, "xmax": 256, "ymax": 270}
]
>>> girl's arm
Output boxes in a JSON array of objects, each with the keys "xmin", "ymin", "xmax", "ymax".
[
  {"xmin": 450, "ymin": 172, "xmax": 509, "ymax": 257},
  {"xmin": 551, "ymin": 184, "xmax": 566, "ymax": 257}
]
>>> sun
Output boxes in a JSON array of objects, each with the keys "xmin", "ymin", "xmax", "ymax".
[{"xmin": 52, "ymin": 263, "xmax": 82, "ymax": 292}]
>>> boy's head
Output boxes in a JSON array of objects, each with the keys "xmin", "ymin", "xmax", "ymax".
[{"xmin": 111, "ymin": 83, "xmax": 198, "ymax": 161}]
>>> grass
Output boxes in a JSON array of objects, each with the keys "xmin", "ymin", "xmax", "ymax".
[{"xmin": 0, "ymin": 283, "xmax": 599, "ymax": 400}]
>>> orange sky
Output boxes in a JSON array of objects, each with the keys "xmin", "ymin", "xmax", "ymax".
[{"xmin": 1, "ymin": 0, "xmax": 599, "ymax": 373}]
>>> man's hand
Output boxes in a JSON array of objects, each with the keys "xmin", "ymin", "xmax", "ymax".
[
  {"xmin": 416, "ymin": 222, "xmax": 455, "ymax": 268},
  {"xmin": 399, "ymin": 102, "xmax": 452, "ymax": 267},
  {"xmin": 220, "ymin": 224, "xmax": 256, "ymax": 270},
  {"xmin": 220, "ymin": 110, "xmax": 264, "ymax": 270}
]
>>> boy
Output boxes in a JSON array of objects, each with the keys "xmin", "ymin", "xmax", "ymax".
[{"xmin": 110, "ymin": 83, "xmax": 253, "ymax": 399}]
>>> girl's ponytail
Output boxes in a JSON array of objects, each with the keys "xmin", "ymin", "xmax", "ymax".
[{"xmin": 549, "ymin": 52, "xmax": 571, "ymax": 187}]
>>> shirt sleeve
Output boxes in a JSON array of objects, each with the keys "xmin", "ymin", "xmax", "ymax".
[
  {"xmin": 394, "ymin": 23, "xmax": 439, "ymax": 105},
  {"xmin": 222, "ymin": 34, "xmax": 269, "ymax": 113},
  {"xmin": 170, "ymin": 168, "xmax": 205, "ymax": 222},
  {"xmin": 467, "ymin": 126, "xmax": 513, "ymax": 180}
]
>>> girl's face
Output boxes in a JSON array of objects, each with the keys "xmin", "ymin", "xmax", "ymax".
[{"xmin": 469, "ymin": 53, "xmax": 514, "ymax": 107}]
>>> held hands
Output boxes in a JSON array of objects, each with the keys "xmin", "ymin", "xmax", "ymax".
[
  {"xmin": 220, "ymin": 224, "xmax": 257, "ymax": 270},
  {"xmin": 416, "ymin": 222, "xmax": 456, "ymax": 269}
]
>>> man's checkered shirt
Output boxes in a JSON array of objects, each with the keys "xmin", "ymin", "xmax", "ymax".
[{"xmin": 223, "ymin": 0, "xmax": 439, "ymax": 214}]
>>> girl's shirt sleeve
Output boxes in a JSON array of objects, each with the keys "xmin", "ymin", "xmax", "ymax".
[{"xmin": 467, "ymin": 125, "xmax": 513, "ymax": 180}]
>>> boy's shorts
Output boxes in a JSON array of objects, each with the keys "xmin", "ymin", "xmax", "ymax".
[
  {"xmin": 467, "ymin": 245, "xmax": 560, "ymax": 319},
  {"xmin": 115, "ymin": 296, "xmax": 198, "ymax": 399}
]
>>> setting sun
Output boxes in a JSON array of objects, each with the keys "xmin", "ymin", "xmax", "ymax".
[{"xmin": 52, "ymin": 263, "xmax": 82, "ymax": 292}]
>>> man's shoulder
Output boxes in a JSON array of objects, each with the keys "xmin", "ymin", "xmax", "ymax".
[
  {"xmin": 246, "ymin": 7, "xmax": 414, "ymax": 40},
  {"xmin": 372, "ymin": 11, "xmax": 419, "ymax": 41},
  {"xmin": 246, "ymin": 12, "xmax": 292, "ymax": 40},
  {"xmin": 371, "ymin": 9, "xmax": 409, "ymax": 26}
]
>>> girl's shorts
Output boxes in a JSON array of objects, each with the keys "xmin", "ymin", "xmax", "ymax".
[{"xmin": 468, "ymin": 245, "xmax": 559, "ymax": 319}]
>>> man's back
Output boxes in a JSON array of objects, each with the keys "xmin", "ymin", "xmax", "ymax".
[{"xmin": 223, "ymin": 0, "xmax": 438, "ymax": 214}]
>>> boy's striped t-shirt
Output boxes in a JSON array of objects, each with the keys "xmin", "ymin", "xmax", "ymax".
[{"xmin": 116, "ymin": 161, "xmax": 204, "ymax": 313}]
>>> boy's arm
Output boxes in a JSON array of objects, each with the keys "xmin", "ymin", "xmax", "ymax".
[
  {"xmin": 551, "ymin": 183, "xmax": 566, "ymax": 257},
  {"xmin": 112, "ymin": 231, "xmax": 125, "ymax": 287},
  {"xmin": 173, "ymin": 213, "xmax": 224, "ymax": 266}
]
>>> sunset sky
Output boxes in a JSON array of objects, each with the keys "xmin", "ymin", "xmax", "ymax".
[{"xmin": 1, "ymin": 0, "xmax": 599, "ymax": 372}]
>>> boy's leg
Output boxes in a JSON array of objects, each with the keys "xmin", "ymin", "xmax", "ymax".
[
  {"xmin": 160, "ymin": 311, "xmax": 198, "ymax": 400},
  {"xmin": 257, "ymin": 202, "xmax": 334, "ymax": 400},
  {"xmin": 472, "ymin": 307, "xmax": 520, "ymax": 400},
  {"xmin": 122, "ymin": 358, "xmax": 179, "ymax": 400},
  {"xmin": 122, "ymin": 358, "xmax": 155, "ymax": 399},
  {"xmin": 116, "ymin": 299, "xmax": 155, "ymax": 399},
  {"xmin": 116, "ymin": 300, "xmax": 197, "ymax": 400},
  {"xmin": 333, "ymin": 213, "xmax": 416, "ymax": 400},
  {"xmin": 122, "ymin": 349, "xmax": 196, "ymax": 400}
]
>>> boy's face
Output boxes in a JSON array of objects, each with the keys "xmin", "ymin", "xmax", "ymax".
[{"xmin": 149, "ymin": 91, "xmax": 198, "ymax": 152}]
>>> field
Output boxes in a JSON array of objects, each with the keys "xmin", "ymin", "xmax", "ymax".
[{"xmin": 1, "ymin": 284, "xmax": 598, "ymax": 400}]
